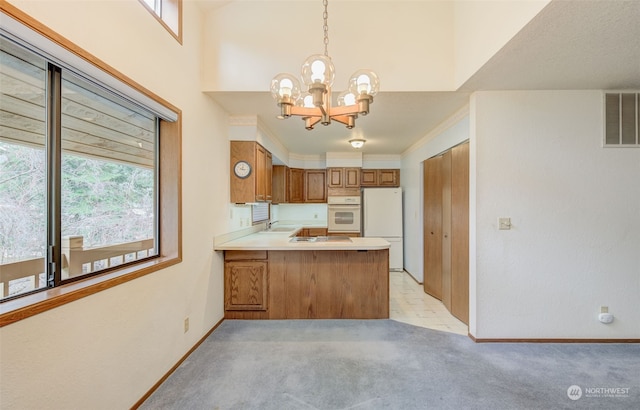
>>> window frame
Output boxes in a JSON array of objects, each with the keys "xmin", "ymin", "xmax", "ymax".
[
  {"xmin": 138, "ymin": 0, "xmax": 183, "ymax": 44},
  {"xmin": 0, "ymin": 2, "xmax": 182, "ymax": 327}
]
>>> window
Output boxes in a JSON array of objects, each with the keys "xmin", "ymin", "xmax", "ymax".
[
  {"xmin": 0, "ymin": 39, "xmax": 47, "ymax": 297},
  {"xmin": 0, "ymin": 5, "xmax": 181, "ymax": 325},
  {"xmin": 604, "ymin": 92, "xmax": 640, "ymax": 146},
  {"xmin": 0, "ymin": 38, "xmax": 160, "ymax": 300},
  {"xmin": 252, "ymin": 203, "xmax": 270, "ymax": 224},
  {"xmin": 139, "ymin": 0, "xmax": 182, "ymax": 43}
]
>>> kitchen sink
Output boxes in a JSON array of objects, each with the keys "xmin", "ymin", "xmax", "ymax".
[
  {"xmin": 290, "ymin": 236, "xmax": 352, "ymax": 243},
  {"xmin": 259, "ymin": 226, "xmax": 298, "ymax": 233}
]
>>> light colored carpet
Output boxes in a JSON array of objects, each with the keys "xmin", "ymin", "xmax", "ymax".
[{"xmin": 140, "ymin": 320, "xmax": 640, "ymax": 409}]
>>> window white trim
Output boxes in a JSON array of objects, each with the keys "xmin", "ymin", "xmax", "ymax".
[{"xmin": 0, "ymin": 11, "xmax": 178, "ymax": 122}]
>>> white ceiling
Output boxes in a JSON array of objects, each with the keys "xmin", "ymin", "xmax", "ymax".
[{"xmin": 206, "ymin": 0, "xmax": 640, "ymax": 157}]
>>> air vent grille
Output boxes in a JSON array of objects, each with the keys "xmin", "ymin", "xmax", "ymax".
[{"xmin": 604, "ymin": 92, "xmax": 639, "ymax": 146}]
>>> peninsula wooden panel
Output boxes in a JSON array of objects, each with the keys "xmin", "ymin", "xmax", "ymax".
[
  {"xmin": 225, "ymin": 249, "xmax": 389, "ymax": 319},
  {"xmin": 268, "ymin": 250, "xmax": 389, "ymax": 319},
  {"xmin": 423, "ymin": 155, "xmax": 443, "ymax": 299},
  {"xmin": 451, "ymin": 142, "xmax": 469, "ymax": 324}
]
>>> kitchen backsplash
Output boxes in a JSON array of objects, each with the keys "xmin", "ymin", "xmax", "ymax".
[{"xmin": 272, "ymin": 203, "xmax": 328, "ymax": 224}]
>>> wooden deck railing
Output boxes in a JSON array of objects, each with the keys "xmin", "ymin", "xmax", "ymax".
[{"xmin": 0, "ymin": 236, "xmax": 154, "ymax": 298}]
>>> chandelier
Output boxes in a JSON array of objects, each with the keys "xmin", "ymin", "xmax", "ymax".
[{"xmin": 270, "ymin": 0, "xmax": 379, "ymax": 131}]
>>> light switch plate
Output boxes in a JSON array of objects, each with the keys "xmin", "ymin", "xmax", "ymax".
[{"xmin": 498, "ymin": 217, "xmax": 511, "ymax": 230}]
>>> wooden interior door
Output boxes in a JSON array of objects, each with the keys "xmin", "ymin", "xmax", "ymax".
[
  {"xmin": 451, "ymin": 142, "xmax": 469, "ymax": 324},
  {"xmin": 423, "ymin": 155, "xmax": 443, "ymax": 299},
  {"xmin": 441, "ymin": 151, "xmax": 452, "ymax": 311},
  {"xmin": 422, "ymin": 142, "xmax": 470, "ymax": 326}
]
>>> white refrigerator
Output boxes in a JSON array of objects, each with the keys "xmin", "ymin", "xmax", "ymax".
[{"xmin": 361, "ymin": 188, "xmax": 403, "ymax": 271}]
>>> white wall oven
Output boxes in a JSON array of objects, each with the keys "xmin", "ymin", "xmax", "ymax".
[{"xmin": 327, "ymin": 196, "xmax": 361, "ymax": 233}]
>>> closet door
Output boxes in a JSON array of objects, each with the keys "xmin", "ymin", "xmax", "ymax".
[
  {"xmin": 423, "ymin": 155, "xmax": 443, "ymax": 299},
  {"xmin": 451, "ymin": 142, "xmax": 469, "ymax": 324},
  {"xmin": 441, "ymin": 151, "xmax": 452, "ymax": 311}
]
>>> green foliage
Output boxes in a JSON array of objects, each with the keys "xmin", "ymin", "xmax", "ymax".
[{"xmin": 0, "ymin": 141, "xmax": 155, "ymax": 264}]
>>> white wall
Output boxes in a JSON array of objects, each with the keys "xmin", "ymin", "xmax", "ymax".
[
  {"xmin": 470, "ymin": 90, "xmax": 640, "ymax": 339},
  {"xmin": 401, "ymin": 112, "xmax": 469, "ymax": 282},
  {"xmin": 203, "ymin": 1, "xmax": 455, "ymax": 92},
  {"xmin": 1, "ymin": 1, "xmax": 231, "ymax": 408}
]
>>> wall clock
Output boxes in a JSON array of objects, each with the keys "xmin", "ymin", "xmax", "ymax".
[{"xmin": 233, "ymin": 160, "xmax": 252, "ymax": 178}]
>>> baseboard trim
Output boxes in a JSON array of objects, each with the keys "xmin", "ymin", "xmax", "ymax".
[
  {"xmin": 131, "ymin": 318, "xmax": 225, "ymax": 409},
  {"xmin": 468, "ymin": 334, "xmax": 640, "ymax": 343}
]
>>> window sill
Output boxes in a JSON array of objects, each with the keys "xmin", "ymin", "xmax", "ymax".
[{"xmin": 0, "ymin": 255, "xmax": 181, "ymax": 327}]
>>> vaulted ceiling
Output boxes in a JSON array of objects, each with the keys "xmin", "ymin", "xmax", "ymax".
[{"xmin": 201, "ymin": 0, "xmax": 640, "ymax": 157}]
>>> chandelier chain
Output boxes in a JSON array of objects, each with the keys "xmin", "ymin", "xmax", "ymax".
[{"xmin": 323, "ymin": 0, "xmax": 329, "ymax": 57}]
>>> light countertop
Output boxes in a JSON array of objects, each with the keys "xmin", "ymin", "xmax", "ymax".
[{"xmin": 214, "ymin": 224, "xmax": 389, "ymax": 251}]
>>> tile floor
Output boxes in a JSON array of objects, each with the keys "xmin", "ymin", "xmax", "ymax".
[{"xmin": 389, "ymin": 270, "xmax": 468, "ymax": 336}]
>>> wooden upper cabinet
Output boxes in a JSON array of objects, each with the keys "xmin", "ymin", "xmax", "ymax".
[
  {"xmin": 255, "ymin": 144, "xmax": 266, "ymax": 201},
  {"xmin": 272, "ymin": 165, "xmax": 289, "ymax": 204},
  {"xmin": 288, "ymin": 168, "xmax": 305, "ymax": 203},
  {"xmin": 266, "ymin": 151, "xmax": 272, "ymax": 201},
  {"xmin": 328, "ymin": 167, "xmax": 360, "ymax": 188},
  {"xmin": 360, "ymin": 169, "xmax": 400, "ymax": 187},
  {"xmin": 360, "ymin": 169, "xmax": 378, "ymax": 186},
  {"xmin": 344, "ymin": 168, "xmax": 361, "ymax": 188},
  {"xmin": 328, "ymin": 168, "xmax": 343, "ymax": 188},
  {"xmin": 230, "ymin": 141, "xmax": 273, "ymax": 203},
  {"xmin": 378, "ymin": 169, "xmax": 399, "ymax": 186},
  {"xmin": 304, "ymin": 169, "xmax": 327, "ymax": 203}
]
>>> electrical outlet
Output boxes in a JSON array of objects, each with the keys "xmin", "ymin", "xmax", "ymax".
[{"xmin": 184, "ymin": 317, "xmax": 189, "ymax": 333}]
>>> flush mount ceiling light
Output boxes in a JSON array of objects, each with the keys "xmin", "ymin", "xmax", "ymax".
[
  {"xmin": 270, "ymin": 0, "xmax": 379, "ymax": 131},
  {"xmin": 349, "ymin": 138, "xmax": 366, "ymax": 149}
]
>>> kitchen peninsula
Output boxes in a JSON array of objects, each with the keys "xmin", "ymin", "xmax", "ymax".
[{"xmin": 214, "ymin": 226, "xmax": 390, "ymax": 320}]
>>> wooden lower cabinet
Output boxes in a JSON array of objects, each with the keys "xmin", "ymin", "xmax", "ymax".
[
  {"xmin": 327, "ymin": 231, "xmax": 360, "ymax": 237},
  {"xmin": 224, "ymin": 249, "xmax": 389, "ymax": 319},
  {"xmin": 224, "ymin": 251, "xmax": 268, "ymax": 314}
]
